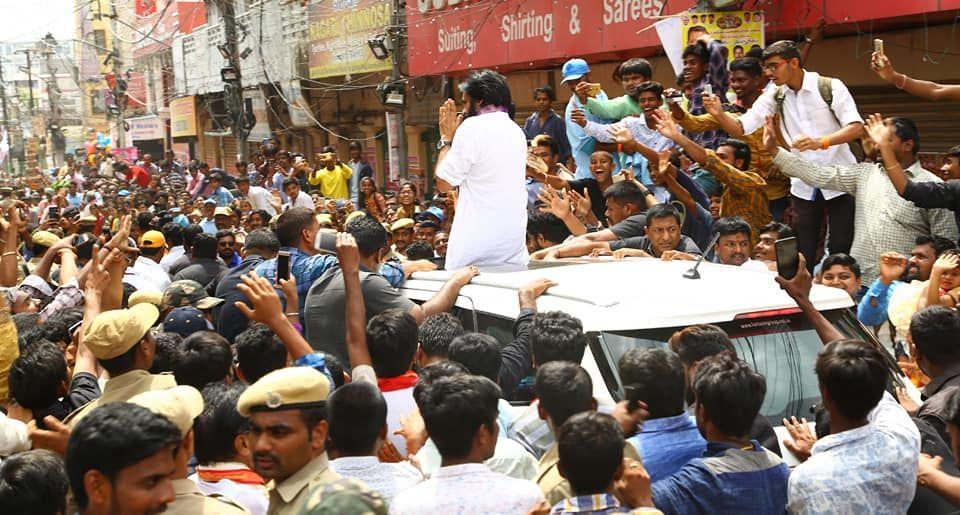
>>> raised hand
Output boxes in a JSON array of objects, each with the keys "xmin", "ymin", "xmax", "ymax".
[
  {"xmin": 569, "ymin": 188, "xmax": 593, "ymax": 221},
  {"xmin": 782, "ymin": 416, "xmax": 816, "ymax": 462},
  {"xmin": 932, "ymin": 253, "xmax": 960, "ymax": 275},
  {"xmin": 864, "ymin": 113, "xmax": 891, "ymax": 147},
  {"xmin": 702, "ymin": 92, "xmax": 723, "ymax": 116},
  {"xmin": 537, "ymin": 186, "xmax": 571, "ymax": 220},
  {"xmin": 878, "ymin": 252, "xmax": 908, "ymax": 284},
  {"xmin": 438, "ymin": 98, "xmax": 460, "ymax": 141},
  {"xmin": 775, "ymin": 254, "xmax": 812, "ymax": 303},
  {"xmin": 235, "ymin": 271, "xmax": 284, "ymax": 326},
  {"xmin": 653, "ymin": 110, "xmax": 681, "ymax": 140},
  {"xmin": 336, "ymin": 232, "xmax": 361, "ymax": 275},
  {"xmin": 870, "ymin": 51, "xmax": 896, "ymax": 82}
]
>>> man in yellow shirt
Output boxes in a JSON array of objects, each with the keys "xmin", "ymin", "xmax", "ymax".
[{"xmin": 308, "ymin": 147, "xmax": 352, "ymax": 199}]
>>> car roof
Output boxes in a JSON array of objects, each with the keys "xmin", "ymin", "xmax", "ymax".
[{"xmin": 400, "ymin": 259, "xmax": 854, "ymax": 332}]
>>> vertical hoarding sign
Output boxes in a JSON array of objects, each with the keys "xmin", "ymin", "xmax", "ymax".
[
  {"xmin": 170, "ymin": 96, "xmax": 198, "ymax": 137},
  {"xmin": 309, "ymin": 0, "xmax": 393, "ymax": 79}
]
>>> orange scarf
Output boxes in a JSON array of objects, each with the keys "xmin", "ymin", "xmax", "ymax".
[{"xmin": 196, "ymin": 466, "xmax": 264, "ymax": 486}]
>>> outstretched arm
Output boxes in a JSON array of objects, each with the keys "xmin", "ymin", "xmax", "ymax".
[
  {"xmin": 872, "ymin": 52, "xmax": 960, "ymax": 102},
  {"xmin": 775, "ymin": 254, "xmax": 844, "ymax": 344}
]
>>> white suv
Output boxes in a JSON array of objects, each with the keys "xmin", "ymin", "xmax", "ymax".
[{"xmin": 400, "ymin": 259, "xmax": 907, "ymax": 459}]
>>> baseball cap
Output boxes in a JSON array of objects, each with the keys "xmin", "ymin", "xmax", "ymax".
[
  {"xmin": 139, "ymin": 230, "xmax": 166, "ymax": 249},
  {"xmin": 129, "ymin": 385, "xmax": 204, "ymax": 437},
  {"xmin": 203, "ymin": 198, "xmax": 217, "ymax": 206},
  {"xmin": 118, "ymin": 189, "xmax": 130, "ymax": 197},
  {"xmin": 561, "ymin": 58, "xmax": 590, "ymax": 83},
  {"xmin": 162, "ymin": 306, "xmax": 213, "ymax": 338},
  {"xmin": 419, "ymin": 206, "xmax": 445, "ymax": 224},
  {"xmin": 128, "ymin": 290, "xmax": 163, "ymax": 307},
  {"xmin": 83, "ymin": 304, "xmax": 160, "ymax": 360},
  {"xmin": 214, "ymin": 207, "xmax": 233, "ymax": 217},
  {"xmin": 162, "ymin": 280, "xmax": 225, "ymax": 311}
]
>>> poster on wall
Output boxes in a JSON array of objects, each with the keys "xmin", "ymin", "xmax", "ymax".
[
  {"xmin": 679, "ymin": 10, "xmax": 765, "ymax": 59},
  {"xmin": 308, "ymin": 0, "xmax": 392, "ymax": 79}
]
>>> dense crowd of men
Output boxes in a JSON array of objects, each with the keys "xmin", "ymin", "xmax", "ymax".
[{"xmin": 2, "ymin": 19, "xmax": 960, "ymax": 515}]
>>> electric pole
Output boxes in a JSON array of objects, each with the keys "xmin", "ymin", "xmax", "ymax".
[
  {"xmin": 108, "ymin": 2, "xmax": 126, "ymax": 149},
  {"xmin": 220, "ymin": 0, "xmax": 250, "ymax": 161},
  {"xmin": 15, "ymin": 49, "xmax": 35, "ymax": 116},
  {"xmin": 0, "ymin": 59, "xmax": 11, "ymax": 175},
  {"xmin": 391, "ymin": 0, "xmax": 407, "ymax": 177},
  {"xmin": 41, "ymin": 34, "xmax": 64, "ymax": 167}
]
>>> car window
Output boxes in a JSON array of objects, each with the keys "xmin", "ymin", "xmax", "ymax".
[{"xmin": 593, "ymin": 309, "xmax": 882, "ymax": 427}]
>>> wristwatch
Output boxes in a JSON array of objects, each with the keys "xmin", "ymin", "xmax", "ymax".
[{"xmin": 436, "ymin": 139, "xmax": 452, "ymax": 151}]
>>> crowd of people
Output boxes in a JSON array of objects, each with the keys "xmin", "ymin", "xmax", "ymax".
[{"xmin": 1, "ymin": 19, "xmax": 960, "ymax": 515}]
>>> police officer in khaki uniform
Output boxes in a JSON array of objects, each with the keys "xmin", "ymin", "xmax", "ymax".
[
  {"xmin": 130, "ymin": 385, "xmax": 248, "ymax": 514},
  {"xmin": 237, "ymin": 366, "xmax": 340, "ymax": 515},
  {"xmin": 65, "ymin": 303, "xmax": 176, "ymax": 427}
]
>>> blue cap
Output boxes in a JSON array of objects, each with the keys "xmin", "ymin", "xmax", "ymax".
[
  {"xmin": 163, "ymin": 306, "xmax": 212, "ymax": 338},
  {"xmin": 561, "ymin": 59, "xmax": 590, "ymax": 83},
  {"xmin": 118, "ymin": 189, "xmax": 130, "ymax": 197},
  {"xmin": 420, "ymin": 206, "xmax": 445, "ymax": 223}
]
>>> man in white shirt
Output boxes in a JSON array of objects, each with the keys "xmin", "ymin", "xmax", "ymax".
[
  {"xmin": 123, "ymin": 230, "xmax": 172, "ymax": 293},
  {"xmin": 236, "ymin": 175, "xmax": 278, "ymax": 217},
  {"xmin": 714, "ymin": 40, "xmax": 863, "ymax": 271},
  {"xmin": 328, "ymin": 381, "xmax": 423, "ymax": 503},
  {"xmin": 435, "ymin": 70, "xmax": 529, "ymax": 271},
  {"xmin": 282, "ymin": 178, "xmax": 315, "ymax": 212},
  {"xmin": 391, "ymin": 374, "xmax": 544, "ymax": 515}
]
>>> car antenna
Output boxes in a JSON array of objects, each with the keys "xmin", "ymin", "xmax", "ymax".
[{"xmin": 683, "ymin": 233, "xmax": 720, "ymax": 280}]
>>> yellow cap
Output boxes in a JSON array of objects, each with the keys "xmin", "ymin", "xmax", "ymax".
[
  {"xmin": 390, "ymin": 218, "xmax": 415, "ymax": 232},
  {"xmin": 237, "ymin": 367, "xmax": 331, "ymax": 416},
  {"xmin": 31, "ymin": 230, "xmax": 59, "ymax": 247},
  {"xmin": 139, "ymin": 230, "xmax": 166, "ymax": 249},
  {"xmin": 129, "ymin": 385, "xmax": 204, "ymax": 436},
  {"xmin": 128, "ymin": 290, "xmax": 163, "ymax": 307},
  {"xmin": 83, "ymin": 304, "xmax": 159, "ymax": 360}
]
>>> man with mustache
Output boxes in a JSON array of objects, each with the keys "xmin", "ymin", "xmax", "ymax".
[
  {"xmin": 237, "ymin": 366, "xmax": 341, "ymax": 515},
  {"xmin": 857, "ymin": 235, "xmax": 957, "ymax": 327},
  {"xmin": 666, "ymin": 217, "xmax": 770, "ymax": 271}
]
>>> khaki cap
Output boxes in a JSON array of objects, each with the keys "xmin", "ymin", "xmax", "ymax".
[
  {"xmin": 31, "ymin": 230, "xmax": 59, "ymax": 247},
  {"xmin": 315, "ymin": 213, "xmax": 333, "ymax": 226},
  {"xmin": 128, "ymin": 290, "xmax": 163, "ymax": 307},
  {"xmin": 129, "ymin": 385, "xmax": 204, "ymax": 436},
  {"xmin": 214, "ymin": 206, "xmax": 234, "ymax": 217},
  {"xmin": 390, "ymin": 218, "xmax": 414, "ymax": 232},
  {"xmin": 84, "ymin": 304, "xmax": 159, "ymax": 360},
  {"xmin": 344, "ymin": 211, "xmax": 365, "ymax": 225},
  {"xmin": 237, "ymin": 367, "xmax": 331, "ymax": 417}
]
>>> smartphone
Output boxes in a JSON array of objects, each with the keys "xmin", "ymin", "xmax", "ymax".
[
  {"xmin": 314, "ymin": 231, "xmax": 338, "ymax": 255},
  {"xmin": 775, "ymin": 237, "xmax": 799, "ymax": 280},
  {"xmin": 612, "ymin": 170, "xmax": 627, "ymax": 183},
  {"xmin": 703, "ymin": 84, "xmax": 713, "ymax": 96},
  {"xmin": 874, "ymin": 38, "xmax": 884, "ymax": 55},
  {"xmin": 276, "ymin": 250, "xmax": 291, "ymax": 283},
  {"xmin": 48, "ymin": 206, "xmax": 60, "ymax": 219}
]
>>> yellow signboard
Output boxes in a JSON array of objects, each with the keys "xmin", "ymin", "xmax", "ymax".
[
  {"xmin": 309, "ymin": 0, "xmax": 392, "ymax": 79},
  {"xmin": 170, "ymin": 96, "xmax": 198, "ymax": 138},
  {"xmin": 680, "ymin": 10, "xmax": 765, "ymax": 60}
]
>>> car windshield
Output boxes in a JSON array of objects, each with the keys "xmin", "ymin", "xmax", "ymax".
[{"xmin": 592, "ymin": 308, "xmax": 884, "ymax": 427}]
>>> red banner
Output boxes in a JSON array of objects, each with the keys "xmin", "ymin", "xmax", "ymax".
[{"xmin": 407, "ymin": 0, "xmax": 692, "ymax": 76}]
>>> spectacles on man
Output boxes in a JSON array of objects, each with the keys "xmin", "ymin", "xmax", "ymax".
[{"xmin": 763, "ymin": 60, "xmax": 788, "ymax": 72}]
